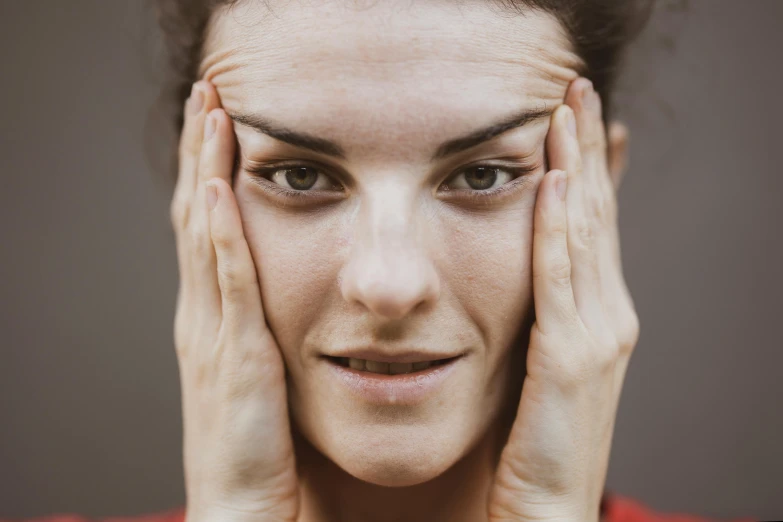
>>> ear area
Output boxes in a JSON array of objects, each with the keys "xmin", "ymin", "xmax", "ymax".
[{"xmin": 607, "ymin": 121, "xmax": 629, "ymax": 191}]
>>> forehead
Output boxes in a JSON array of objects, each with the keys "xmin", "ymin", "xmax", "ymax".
[{"xmin": 200, "ymin": 0, "xmax": 581, "ymax": 157}]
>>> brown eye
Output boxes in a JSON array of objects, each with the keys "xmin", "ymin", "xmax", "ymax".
[
  {"xmin": 463, "ymin": 166, "xmax": 499, "ymax": 190},
  {"xmin": 440, "ymin": 164, "xmax": 528, "ymax": 194},
  {"xmin": 259, "ymin": 165, "xmax": 340, "ymax": 191},
  {"xmin": 284, "ymin": 166, "xmax": 319, "ymax": 190}
]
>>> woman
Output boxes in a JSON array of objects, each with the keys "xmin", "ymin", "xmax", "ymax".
[{"xmin": 3, "ymin": 1, "xmax": 754, "ymax": 521}]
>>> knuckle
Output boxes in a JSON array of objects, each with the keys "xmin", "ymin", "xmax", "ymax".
[
  {"xmin": 218, "ymin": 259, "xmax": 253, "ymax": 293},
  {"xmin": 170, "ymin": 194, "xmax": 190, "ymax": 230},
  {"xmin": 211, "ymin": 225, "xmax": 236, "ymax": 250},
  {"xmin": 590, "ymin": 192, "xmax": 616, "ymax": 225},
  {"xmin": 582, "ymin": 133, "xmax": 604, "ymax": 153},
  {"xmin": 617, "ymin": 310, "xmax": 641, "ymax": 352},
  {"xmin": 594, "ymin": 336, "xmax": 620, "ymax": 372},
  {"xmin": 189, "ymin": 221, "xmax": 211, "ymax": 255},
  {"xmin": 548, "ymin": 217, "xmax": 568, "ymax": 238},
  {"xmin": 572, "ymin": 216, "xmax": 594, "ymax": 252},
  {"xmin": 178, "ymin": 132, "xmax": 201, "ymax": 163},
  {"xmin": 547, "ymin": 254, "xmax": 572, "ymax": 286},
  {"xmin": 588, "ymin": 194, "xmax": 606, "ymax": 221},
  {"xmin": 193, "ymin": 354, "xmax": 216, "ymax": 389},
  {"xmin": 551, "ymin": 325, "xmax": 619, "ymax": 388}
]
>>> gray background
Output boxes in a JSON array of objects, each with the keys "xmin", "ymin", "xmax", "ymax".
[{"xmin": 0, "ymin": 0, "xmax": 781, "ymax": 520}]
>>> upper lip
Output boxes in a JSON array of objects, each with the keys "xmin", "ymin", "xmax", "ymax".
[{"xmin": 324, "ymin": 348, "xmax": 464, "ymax": 364}]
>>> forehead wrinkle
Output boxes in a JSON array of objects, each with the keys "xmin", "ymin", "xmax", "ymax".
[
  {"xmin": 199, "ymin": 0, "xmax": 581, "ymax": 81},
  {"xmin": 203, "ymin": 43, "xmax": 578, "ymax": 108},
  {"xmin": 199, "ymin": 1, "xmax": 581, "ymax": 162}
]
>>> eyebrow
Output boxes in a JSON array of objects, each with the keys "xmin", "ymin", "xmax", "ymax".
[{"xmin": 227, "ymin": 105, "xmax": 553, "ymax": 162}]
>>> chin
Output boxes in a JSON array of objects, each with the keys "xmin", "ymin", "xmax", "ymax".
[
  {"xmin": 325, "ymin": 431, "xmax": 461, "ymax": 487},
  {"xmin": 293, "ymin": 409, "xmax": 474, "ymax": 487}
]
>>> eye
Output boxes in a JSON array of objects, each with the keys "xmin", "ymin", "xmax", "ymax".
[
  {"xmin": 436, "ymin": 162, "xmax": 540, "ymax": 205},
  {"xmin": 445, "ymin": 166, "xmax": 515, "ymax": 191},
  {"xmin": 266, "ymin": 165, "xmax": 338, "ymax": 191}
]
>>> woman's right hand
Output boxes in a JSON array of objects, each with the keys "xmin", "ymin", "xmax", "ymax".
[{"xmin": 170, "ymin": 80, "xmax": 299, "ymax": 522}]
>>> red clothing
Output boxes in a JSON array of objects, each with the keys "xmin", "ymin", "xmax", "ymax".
[{"xmin": 2, "ymin": 492, "xmax": 756, "ymax": 522}]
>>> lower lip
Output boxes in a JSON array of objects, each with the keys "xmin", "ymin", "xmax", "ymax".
[{"xmin": 324, "ymin": 357, "xmax": 462, "ymax": 405}]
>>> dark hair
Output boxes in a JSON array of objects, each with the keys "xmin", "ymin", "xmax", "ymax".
[{"xmin": 151, "ymin": 0, "xmax": 655, "ymax": 183}]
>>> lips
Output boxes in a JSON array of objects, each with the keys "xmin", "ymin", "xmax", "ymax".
[
  {"xmin": 323, "ymin": 348, "xmax": 462, "ymax": 363},
  {"xmin": 322, "ymin": 351, "xmax": 464, "ymax": 404},
  {"xmin": 326, "ymin": 356, "xmax": 459, "ymax": 375}
]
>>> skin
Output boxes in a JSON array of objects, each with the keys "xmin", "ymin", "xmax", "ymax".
[{"xmin": 170, "ymin": 1, "xmax": 637, "ymax": 521}]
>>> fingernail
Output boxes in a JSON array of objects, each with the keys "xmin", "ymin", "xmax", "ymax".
[
  {"xmin": 204, "ymin": 112, "xmax": 216, "ymax": 141},
  {"xmin": 566, "ymin": 109, "xmax": 577, "ymax": 138},
  {"xmin": 556, "ymin": 171, "xmax": 567, "ymax": 201},
  {"xmin": 582, "ymin": 81, "xmax": 594, "ymax": 107},
  {"xmin": 206, "ymin": 182, "xmax": 218, "ymax": 210},
  {"xmin": 189, "ymin": 83, "xmax": 204, "ymax": 115}
]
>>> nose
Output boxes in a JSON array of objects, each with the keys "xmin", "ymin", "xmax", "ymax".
[{"xmin": 339, "ymin": 184, "xmax": 440, "ymax": 321}]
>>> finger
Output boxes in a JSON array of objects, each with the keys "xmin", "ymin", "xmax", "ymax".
[
  {"xmin": 172, "ymin": 92, "xmax": 198, "ymax": 334},
  {"xmin": 580, "ymin": 88, "xmax": 617, "ymax": 220},
  {"xmin": 547, "ymin": 103, "xmax": 605, "ymax": 334},
  {"xmin": 172, "ymin": 81, "xmax": 222, "ymax": 333},
  {"xmin": 172, "ymin": 81, "xmax": 220, "ymax": 231},
  {"xmin": 585, "ymin": 94, "xmax": 637, "ymax": 352},
  {"xmin": 206, "ymin": 178, "xmax": 266, "ymax": 341},
  {"xmin": 566, "ymin": 79, "xmax": 610, "ymax": 194},
  {"xmin": 171, "ymin": 84, "xmax": 199, "ymax": 232},
  {"xmin": 531, "ymin": 168, "xmax": 579, "ymax": 337},
  {"xmin": 190, "ymin": 108, "xmax": 237, "ymax": 316},
  {"xmin": 579, "ymin": 95, "xmax": 638, "ymax": 381},
  {"xmin": 171, "ymin": 83, "xmax": 205, "ymax": 312},
  {"xmin": 206, "ymin": 180, "xmax": 291, "ymax": 462}
]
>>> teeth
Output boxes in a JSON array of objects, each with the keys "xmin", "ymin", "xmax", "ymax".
[
  {"xmin": 343, "ymin": 358, "xmax": 435, "ymax": 374},
  {"xmin": 389, "ymin": 362, "xmax": 413, "ymax": 375},
  {"xmin": 348, "ymin": 358, "xmax": 366, "ymax": 371},
  {"xmin": 365, "ymin": 360, "xmax": 389, "ymax": 374}
]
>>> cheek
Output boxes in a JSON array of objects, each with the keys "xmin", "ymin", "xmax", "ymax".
[
  {"xmin": 440, "ymin": 205, "xmax": 535, "ymax": 354},
  {"xmin": 235, "ymin": 190, "xmax": 345, "ymax": 359}
]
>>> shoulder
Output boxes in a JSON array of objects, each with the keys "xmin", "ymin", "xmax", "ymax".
[{"xmin": 602, "ymin": 491, "xmax": 756, "ymax": 522}]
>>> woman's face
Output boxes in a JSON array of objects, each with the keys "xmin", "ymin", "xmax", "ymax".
[{"xmin": 202, "ymin": 0, "xmax": 580, "ymax": 486}]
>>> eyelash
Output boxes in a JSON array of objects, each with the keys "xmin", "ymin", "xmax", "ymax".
[{"xmin": 244, "ymin": 161, "xmax": 539, "ymax": 205}]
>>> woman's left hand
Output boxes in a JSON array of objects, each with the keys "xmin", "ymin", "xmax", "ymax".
[{"xmin": 487, "ymin": 78, "xmax": 640, "ymax": 522}]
